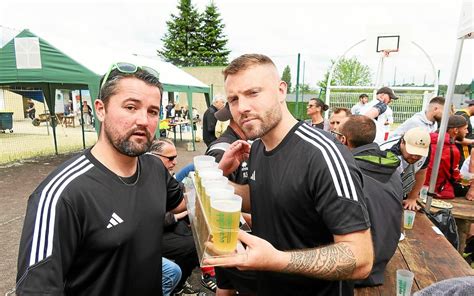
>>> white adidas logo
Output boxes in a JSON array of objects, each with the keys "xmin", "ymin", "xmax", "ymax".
[
  {"xmin": 250, "ymin": 171, "xmax": 256, "ymax": 181},
  {"xmin": 107, "ymin": 213, "xmax": 124, "ymax": 229}
]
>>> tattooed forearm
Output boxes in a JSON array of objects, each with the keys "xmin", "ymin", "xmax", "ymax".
[{"xmin": 282, "ymin": 243, "xmax": 357, "ymax": 280}]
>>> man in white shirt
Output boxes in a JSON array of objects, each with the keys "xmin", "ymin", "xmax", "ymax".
[
  {"xmin": 391, "ymin": 96, "xmax": 445, "ymax": 138},
  {"xmin": 351, "ymin": 93, "xmax": 369, "ymax": 115},
  {"xmin": 360, "ymin": 87, "xmax": 398, "ymax": 144}
]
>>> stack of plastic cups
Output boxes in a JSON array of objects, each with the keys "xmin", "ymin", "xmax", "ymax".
[
  {"xmin": 208, "ymin": 188, "xmax": 242, "ymax": 254},
  {"xmin": 199, "ymin": 169, "xmax": 224, "ymax": 216},
  {"xmin": 202, "ymin": 176, "xmax": 231, "ymax": 217},
  {"xmin": 193, "ymin": 155, "xmax": 217, "ymax": 199}
]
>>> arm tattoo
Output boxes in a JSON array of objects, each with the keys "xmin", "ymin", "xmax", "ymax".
[{"xmin": 282, "ymin": 243, "xmax": 357, "ymax": 280}]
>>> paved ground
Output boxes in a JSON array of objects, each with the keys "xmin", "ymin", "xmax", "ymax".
[{"xmin": 0, "ymin": 139, "xmax": 214, "ymax": 295}]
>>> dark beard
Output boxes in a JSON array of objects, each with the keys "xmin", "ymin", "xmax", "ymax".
[{"xmin": 105, "ymin": 125, "xmax": 152, "ymax": 157}]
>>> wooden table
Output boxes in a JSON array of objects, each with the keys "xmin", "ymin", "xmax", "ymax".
[
  {"xmin": 168, "ymin": 120, "xmax": 195, "ymax": 143},
  {"xmin": 428, "ymin": 197, "xmax": 474, "ymax": 253},
  {"xmin": 62, "ymin": 115, "xmax": 75, "ymax": 128},
  {"xmin": 355, "ymin": 212, "xmax": 474, "ymax": 295}
]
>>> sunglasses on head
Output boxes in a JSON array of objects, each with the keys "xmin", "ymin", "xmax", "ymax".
[
  {"xmin": 150, "ymin": 152, "xmax": 177, "ymax": 162},
  {"xmin": 101, "ymin": 62, "xmax": 160, "ymax": 88}
]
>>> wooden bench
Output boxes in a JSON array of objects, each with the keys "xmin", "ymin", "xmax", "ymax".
[{"xmin": 355, "ymin": 212, "xmax": 474, "ymax": 295}]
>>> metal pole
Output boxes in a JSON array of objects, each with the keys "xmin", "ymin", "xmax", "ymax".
[
  {"xmin": 295, "ymin": 53, "xmax": 301, "ymax": 115},
  {"xmin": 426, "ymin": 37, "xmax": 465, "ymax": 211},
  {"xmin": 79, "ymin": 90, "xmax": 85, "ymax": 149},
  {"xmin": 301, "ymin": 61, "xmax": 305, "ymax": 118}
]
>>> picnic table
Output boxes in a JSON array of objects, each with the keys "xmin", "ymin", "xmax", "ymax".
[
  {"xmin": 428, "ymin": 197, "xmax": 474, "ymax": 254},
  {"xmin": 355, "ymin": 212, "xmax": 474, "ymax": 295}
]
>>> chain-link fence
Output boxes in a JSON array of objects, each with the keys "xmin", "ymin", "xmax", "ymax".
[
  {"xmin": 0, "ymin": 89, "xmax": 97, "ymax": 165},
  {"xmin": 287, "ymin": 91, "xmax": 425, "ymax": 124}
]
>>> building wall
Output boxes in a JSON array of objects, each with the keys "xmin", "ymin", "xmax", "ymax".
[
  {"xmin": 1, "ymin": 90, "xmax": 45, "ymax": 120},
  {"xmin": 180, "ymin": 66, "xmax": 226, "ymax": 117}
]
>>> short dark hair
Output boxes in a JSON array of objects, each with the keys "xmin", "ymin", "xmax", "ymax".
[
  {"xmin": 148, "ymin": 138, "xmax": 174, "ymax": 154},
  {"xmin": 429, "ymin": 96, "xmax": 445, "ymax": 105},
  {"xmin": 223, "ymin": 54, "xmax": 276, "ymax": 80},
  {"xmin": 99, "ymin": 68, "xmax": 163, "ymax": 105},
  {"xmin": 340, "ymin": 115, "xmax": 376, "ymax": 147},
  {"xmin": 359, "ymin": 93, "xmax": 369, "ymax": 100},
  {"xmin": 332, "ymin": 107, "xmax": 352, "ymax": 117}
]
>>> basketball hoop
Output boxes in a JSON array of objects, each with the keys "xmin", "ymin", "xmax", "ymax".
[{"xmin": 382, "ymin": 49, "xmax": 398, "ymax": 57}]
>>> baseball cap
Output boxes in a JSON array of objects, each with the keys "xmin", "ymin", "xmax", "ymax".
[
  {"xmin": 214, "ymin": 102, "xmax": 232, "ymax": 121},
  {"xmin": 403, "ymin": 127, "xmax": 430, "ymax": 157},
  {"xmin": 465, "ymin": 99, "xmax": 474, "ymax": 106},
  {"xmin": 447, "ymin": 115, "xmax": 467, "ymax": 128},
  {"xmin": 376, "ymin": 87, "xmax": 398, "ymax": 100}
]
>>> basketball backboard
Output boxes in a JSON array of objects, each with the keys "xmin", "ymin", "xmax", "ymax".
[{"xmin": 366, "ymin": 24, "xmax": 412, "ymax": 55}]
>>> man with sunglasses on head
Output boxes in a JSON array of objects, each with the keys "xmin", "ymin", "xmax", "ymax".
[{"xmin": 16, "ymin": 62, "xmax": 186, "ymax": 296}]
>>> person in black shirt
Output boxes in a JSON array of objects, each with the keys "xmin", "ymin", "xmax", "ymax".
[
  {"xmin": 205, "ymin": 54, "xmax": 373, "ymax": 296},
  {"xmin": 305, "ymin": 98, "xmax": 329, "ymax": 131},
  {"xmin": 206, "ymin": 103, "xmax": 257, "ymax": 295},
  {"xmin": 339, "ymin": 115, "xmax": 403, "ymax": 287},
  {"xmin": 25, "ymin": 99, "xmax": 36, "ymax": 120},
  {"xmin": 16, "ymin": 63, "xmax": 186, "ymax": 296},
  {"xmin": 202, "ymin": 95, "xmax": 225, "ymax": 146}
]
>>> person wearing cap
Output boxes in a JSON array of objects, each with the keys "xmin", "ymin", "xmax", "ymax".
[
  {"xmin": 305, "ymin": 98, "xmax": 330, "ymax": 131},
  {"xmin": 360, "ymin": 87, "xmax": 398, "ymax": 144},
  {"xmin": 391, "ymin": 96, "xmax": 445, "ymax": 139},
  {"xmin": 205, "ymin": 103, "xmax": 257, "ymax": 296},
  {"xmin": 379, "ymin": 127, "xmax": 431, "ymax": 210},
  {"xmin": 339, "ymin": 115, "xmax": 402, "ymax": 287},
  {"xmin": 351, "ymin": 93, "xmax": 369, "ymax": 115},
  {"xmin": 202, "ymin": 95, "xmax": 226, "ymax": 147},
  {"xmin": 424, "ymin": 115, "xmax": 468, "ymax": 199}
]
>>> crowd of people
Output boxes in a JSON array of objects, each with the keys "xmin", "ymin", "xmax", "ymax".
[{"xmin": 14, "ymin": 54, "xmax": 474, "ymax": 296}]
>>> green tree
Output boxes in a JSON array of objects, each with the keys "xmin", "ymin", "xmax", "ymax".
[
  {"xmin": 318, "ymin": 57, "xmax": 372, "ymax": 89},
  {"xmin": 199, "ymin": 1, "xmax": 230, "ymax": 66},
  {"xmin": 158, "ymin": 0, "xmax": 202, "ymax": 66},
  {"xmin": 281, "ymin": 65, "xmax": 292, "ymax": 92}
]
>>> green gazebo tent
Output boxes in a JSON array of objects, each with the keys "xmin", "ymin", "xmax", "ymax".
[
  {"xmin": 0, "ymin": 29, "xmax": 101, "ymax": 153},
  {"xmin": 0, "ymin": 29, "xmax": 210, "ymax": 153}
]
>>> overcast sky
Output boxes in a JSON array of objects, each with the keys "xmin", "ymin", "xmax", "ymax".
[{"xmin": 1, "ymin": 0, "xmax": 472, "ymax": 87}]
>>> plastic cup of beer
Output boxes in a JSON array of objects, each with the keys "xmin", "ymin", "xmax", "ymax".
[
  {"xmin": 209, "ymin": 191, "xmax": 241, "ymax": 253},
  {"xmin": 194, "ymin": 155, "xmax": 216, "ymax": 178},
  {"xmin": 202, "ymin": 177, "xmax": 231, "ymax": 216},
  {"xmin": 396, "ymin": 269, "xmax": 414, "ymax": 296},
  {"xmin": 199, "ymin": 169, "xmax": 224, "ymax": 209},
  {"xmin": 419, "ymin": 185, "xmax": 428, "ymax": 201},
  {"xmin": 403, "ymin": 210, "xmax": 416, "ymax": 230},
  {"xmin": 195, "ymin": 166, "xmax": 220, "ymax": 196}
]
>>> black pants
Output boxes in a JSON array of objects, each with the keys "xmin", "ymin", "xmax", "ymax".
[{"xmin": 162, "ymin": 221, "xmax": 199, "ymax": 290}]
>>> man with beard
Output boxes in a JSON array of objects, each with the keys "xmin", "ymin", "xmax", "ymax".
[
  {"xmin": 204, "ymin": 54, "xmax": 373, "ymax": 296},
  {"xmin": 16, "ymin": 63, "xmax": 186, "ymax": 296},
  {"xmin": 424, "ymin": 115, "xmax": 468, "ymax": 199},
  {"xmin": 391, "ymin": 96, "xmax": 445, "ymax": 138},
  {"xmin": 380, "ymin": 127, "xmax": 431, "ymax": 211}
]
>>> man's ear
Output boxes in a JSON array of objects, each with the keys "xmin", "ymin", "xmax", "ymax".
[
  {"xmin": 94, "ymin": 99, "xmax": 106, "ymax": 122},
  {"xmin": 278, "ymin": 81, "xmax": 287, "ymax": 103}
]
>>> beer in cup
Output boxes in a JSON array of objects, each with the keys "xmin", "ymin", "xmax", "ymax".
[
  {"xmin": 193, "ymin": 155, "xmax": 216, "ymax": 189},
  {"xmin": 196, "ymin": 167, "xmax": 221, "ymax": 200},
  {"xmin": 209, "ymin": 191, "xmax": 242, "ymax": 253},
  {"xmin": 202, "ymin": 177, "xmax": 230, "ymax": 216},
  {"xmin": 403, "ymin": 210, "xmax": 416, "ymax": 230}
]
